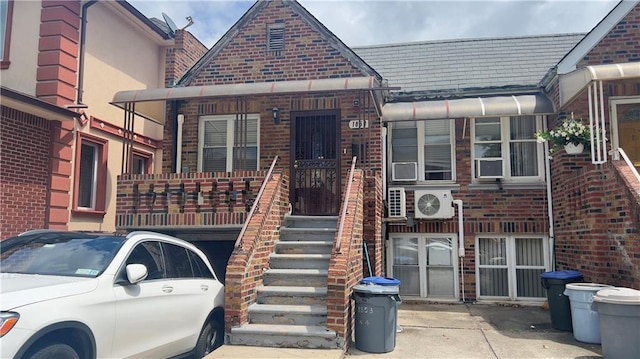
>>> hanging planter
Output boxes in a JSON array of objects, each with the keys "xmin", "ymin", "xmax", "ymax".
[{"xmin": 564, "ymin": 142, "xmax": 584, "ymax": 154}]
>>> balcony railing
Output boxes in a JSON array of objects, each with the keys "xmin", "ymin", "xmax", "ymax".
[{"xmin": 115, "ymin": 171, "xmax": 268, "ymax": 230}]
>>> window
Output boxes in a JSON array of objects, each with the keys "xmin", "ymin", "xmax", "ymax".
[
  {"xmin": 476, "ymin": 236, "xmax": 548, "ymax": 300},
  {"xmin": 198, "ymin": 115, "xmax": 259, "ymax": 172},
  {"xmin": 74, "ymin": 133, "xmax": 107, "ymax": 214},
  {"xmin": 131, "ymin": 149, "xmax": 152, "ymax": 175},
  {"xmin": 390, "ymin": 119, "xmax": 455, "ymax": 182},
  {"xmin": 387, "ymin": 234, "xmax": 458, "ymax": 299},
  {"xmin": 1, "ymin": 0, "xmax": 13, "ymax": 68},
  {"xmin": 124, "ymin": 241, "xmax": 165, "ymax": 281},
  {"xmin": 472, "ymin": 116, "xmax": 543, "ymax": 181}
]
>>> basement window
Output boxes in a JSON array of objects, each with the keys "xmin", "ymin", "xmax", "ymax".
[{"xmin": 267, "ymin": 24, "xmax": 284, "ymax": 55}]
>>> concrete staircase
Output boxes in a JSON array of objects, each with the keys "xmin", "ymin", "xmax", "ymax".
[{"xmin": 229, "ymin": 215, "xmax": 340, "ymax": 349}]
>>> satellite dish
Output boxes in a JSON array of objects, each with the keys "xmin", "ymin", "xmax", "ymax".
[{"xmin": 162, "ymin": 12, "xmax": 178, "ymax": 35}]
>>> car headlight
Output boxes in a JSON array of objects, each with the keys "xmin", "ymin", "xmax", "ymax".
[{"xmin": 0, "ymin": 312, "xmax": 20, "ymax": 337}]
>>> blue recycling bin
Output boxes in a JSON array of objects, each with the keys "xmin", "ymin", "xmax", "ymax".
[{"xmin": 540, "ymin": 270, "xmax": 583, "ymax": 331}]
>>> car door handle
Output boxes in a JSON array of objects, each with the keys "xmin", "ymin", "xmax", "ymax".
[
  {"xmin": 162, "ymin": 285, "xmax": 174, "ymax": 293},
  {"xmin": 201, "ymin": 284, "xmax": 209, "ymax": 292}
]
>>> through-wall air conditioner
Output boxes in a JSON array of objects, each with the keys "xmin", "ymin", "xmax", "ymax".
[
  {"xmin": 414, "ymin": 189, "xmax": 454, "ymax": 219},
  {"xmin": 476, "ymin": 158, "xmax": 504, "ymax": 179},
  {"xmin": 392, "ymin": 162, "xmax": 418, "ymax": 181},
  {"xmin": 387, "ymin": 187, "xmax": 406, "ymax": 218}
]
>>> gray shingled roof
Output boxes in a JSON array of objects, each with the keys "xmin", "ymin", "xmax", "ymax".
[{"xmin": 352, "ymin": 34, "xmax": 585, "ymax": 98}]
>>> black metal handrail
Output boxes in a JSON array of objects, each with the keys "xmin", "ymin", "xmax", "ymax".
[{"xmin": 234, "ymin": 156, "xmax": 279, "ymax": 249}]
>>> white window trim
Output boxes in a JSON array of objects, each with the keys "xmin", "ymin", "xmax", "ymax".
[
  {"xmin": 197, "ymin": 114, "xmax": 260, "ymax": 172},
  {"xmin": 609, "ymin": 96, "xmax": 640, "ymax": 151},
  {"xmin": 475, "ymin": 235, "xmax": 550, "ymax": 301},
  {"xmin": 471, "ymin": 116, "xmax": 545, "ymax": 183},
  {"xmin": 389, "ymin": 119, "xmax": 457, "ymax": 183},
  {"xmin": 386, "ymin": 233, "xmax": 459, "ymax": 299}
]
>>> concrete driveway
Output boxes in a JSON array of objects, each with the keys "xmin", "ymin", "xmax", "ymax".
[
  {"xmin": 212, "ymin": 302, "xmax": 603, "ymax": 359},
  {"xmin": 347, "ymin": 302, "xmax": 602, "ymax": 359}
]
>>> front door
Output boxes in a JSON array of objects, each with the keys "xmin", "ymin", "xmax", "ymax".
[
  {"xmin": 291, "ymin": 111, "xmax": 340, "ymax": 215},
  {"xmin": 613, "ymin": 98, "xmax": 640, "ymax": 170}
]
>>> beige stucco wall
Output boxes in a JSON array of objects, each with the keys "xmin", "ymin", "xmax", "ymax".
[
  {"xmin": 68, "ymin": 1, "xmax": 168, "ymax": 232},
  {"xmin": 2, "ymin": 1, "xmax": 40, "ymax": 94}
]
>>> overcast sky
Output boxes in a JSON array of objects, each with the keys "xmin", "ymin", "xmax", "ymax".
[{"xmin": 129, "ymin": 0, "xmax": 621, "ymax": 48}]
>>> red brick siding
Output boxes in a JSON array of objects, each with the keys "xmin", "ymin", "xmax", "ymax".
[
  {"xmin": 579, "ymin": 3, "xmax": 640, "ymax": 66},
  {"xmin": 0, "ymin": 107, "xmax": 51, "ymax": 238},
  {"xmin": 165, "ymin": 30, "xmax": 208, "ymax": 86},
  {"xmin": 186, "ymin": 1, "xmax": 366, "ymax": 86},
  {"xmin": 224, "ymin": 171, "xmax": 289, "ymax": 329},
  {"xmin": 327, "ymin": 169, "xmax": 364, "ymax": 348}
]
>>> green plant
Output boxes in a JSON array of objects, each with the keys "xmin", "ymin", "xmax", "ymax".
[{"xmin": 535, "ymin": 117, "xmax": 591, "ymax": 152}]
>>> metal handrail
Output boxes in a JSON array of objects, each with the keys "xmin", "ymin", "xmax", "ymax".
[
  {"xmin": 335, "ymin": 157, "xmax": 357, "ymax": 253},
  {"xmin": 614, "ymin": 148, "xmax": 640, "ymax": 183},
  {"xmin": 234, "ymin": 156, "xmax": 279, "ymax": 248}
]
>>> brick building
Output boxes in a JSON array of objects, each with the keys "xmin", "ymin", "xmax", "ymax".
[{"xmin": 107, "ymin": 0, "xmax": 638, "ymax": 351}]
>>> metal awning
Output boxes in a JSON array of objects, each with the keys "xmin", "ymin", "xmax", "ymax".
[
  {"xmin": 111, "ymin": 76, "xmax": 385, "ymax": 105},
  {"xmin": 1, "ymin": 86, "xmax": 78, "ymax": 122},
  {"xmin": 382, "ymin": 94, "xmax": 554, "ymax": 122},
  {"xmin": 559, "ymin": 62, "xmax": 640, "ymax": 107}
]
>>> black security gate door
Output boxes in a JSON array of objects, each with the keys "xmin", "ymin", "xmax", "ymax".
[{"xmin": 291, "ymin": 111, "xmax": 341, "ymax": 215}]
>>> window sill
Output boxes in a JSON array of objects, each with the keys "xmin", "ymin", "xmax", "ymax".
[
  {"xmin": 468, "ymin": 181, "xmax": 546, "ymax": 190},
  {"xmin": 72, "ymin": 209, "xmax": 106, "ymax": 218}
]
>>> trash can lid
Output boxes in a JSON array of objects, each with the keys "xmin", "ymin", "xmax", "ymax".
[
  {"xmin": 540, "ymin": 270, "xmax": 582, "ymax": 280},
  {"xmin": 593, "ymin": 287, "xmax": 640, "ymax": 305},
  {"xmin": 353, "ymin": 283, "xmax": 399, "ymax": 295},
  {"xmin": 361, "ymin": 276, "xmax": 401, "ymax": 286},
  {"xmin": 565, "ymin": 283, "xmax": 612, "ymax": 291}
]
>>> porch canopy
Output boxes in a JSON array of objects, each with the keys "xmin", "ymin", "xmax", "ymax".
[
  {"xmin": 382, "ymin": 94, "xmax": 554, "ymax": 122},
  {"xmin": 111, "ymin": 76, "xmax": 392, "ymax": 122},
  {"xmin": 559, "ymin": 62, "xmax": 640, "ymax": 107}
]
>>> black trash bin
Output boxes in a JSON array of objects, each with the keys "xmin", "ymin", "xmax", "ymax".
[
  {"xmin": 353, "ymin": 277, "xmax": 401, "ymax": 353},
  {"xmin": 540, "ymin": 270, "xmax": 583, "ymax": 331}
]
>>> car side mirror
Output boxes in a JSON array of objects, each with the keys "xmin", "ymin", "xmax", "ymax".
[{"xmin": 125, "ymin": 263, "xmax": 148, "ymax": 284}]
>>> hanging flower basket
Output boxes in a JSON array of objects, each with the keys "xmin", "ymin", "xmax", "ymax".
[
  {"xmin": 564, "ymin": 142, "xmax": 584, "ymax": 154},
  {"xmin": 535, "ymin": 117, "xmax": 591, "ymax": 154}
]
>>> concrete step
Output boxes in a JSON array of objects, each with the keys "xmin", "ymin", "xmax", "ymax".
[
  {"xmin": 248, "ymin": 303, "xmax": 327, "ymax": 326},
  {"xmin": 279, "ymin": 227, "xmax": 336, "ymax": 242},
  {"xmin": 257, "ymin": 286, "xmax": 327, "ymax": 306},
  {"xmin": 229, "ymin": 323, "xmax": 339, "ymax": 349},
  {"xmin": 269, "ymin": 253, "xmax": 331, "ymax": 269},
  {"xmin": 275, "ymin": 240, "xmax": 333, "ymax": 254},
  {"xmin": 263, "ymin": 269, "xmax": 328, "ymax": 287},
  {"xmin": 284, "ymin": 215, "xmax": 338, "ymax": 229}
]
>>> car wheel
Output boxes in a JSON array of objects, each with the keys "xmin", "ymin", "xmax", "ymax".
[
  {"xmin": 28, "ymin": 343, "xmax": 80, "ymax": 359},
  {"xmin": 193, "ymin": 319, "xmax": 222, "ymax": 358}
]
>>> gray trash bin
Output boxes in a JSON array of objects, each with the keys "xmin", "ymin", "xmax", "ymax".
[
  {"xmin": 563, "ymin": 283, "xmax": 611, "ymax": 343},
  {"xmin": 353, "ymin": 283, "xmax": 401, "ymax": 353},
  {"xmin": 592, "ymin": 287, "xmax": 640, "ymax": 359}
]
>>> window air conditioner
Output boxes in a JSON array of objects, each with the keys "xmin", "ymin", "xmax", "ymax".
[
  {"xmin": 387, "ymin": 187, "xmax": 406, "ymax": 218},
  {"xmin": 392, "ymin": 162, "xmax": 418, "ymax": 181},
  {"xmin": 476, "ymin": 158, "xmax": 504, "ymax": 179},
  {"xmin": 413, "ymin": 189, "xmax": 454, "ymax": 219}
]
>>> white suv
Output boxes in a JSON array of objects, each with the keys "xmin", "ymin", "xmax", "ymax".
[{"xmin": 0, "ymin": 230, "xmax": 225, "ymax": 359}]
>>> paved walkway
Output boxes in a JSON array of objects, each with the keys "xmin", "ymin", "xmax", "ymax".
[{"xmin": 210, "ymin": 302, "xmax": 603, "ymax": 359}]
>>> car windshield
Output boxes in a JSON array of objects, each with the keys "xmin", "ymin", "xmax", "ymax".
[{"xmin": 0, "ymin": 232, "xmax": 126, "ymax": 277}]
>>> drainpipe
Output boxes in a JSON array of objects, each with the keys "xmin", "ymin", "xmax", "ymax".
[
  {"xmin": 176, "ymin": 114, "xmax": 184, "ymax": 173},
  {"xmin": 544, "ymin": 140, "xmax": 556, "ymax": 271},
  {"xmin": 453, "ymin": 199, "xmax": 465, "ymax": 302},
  {"xmin": 77, "ymin": 0, "xmax": 98, "ymax": 104}
]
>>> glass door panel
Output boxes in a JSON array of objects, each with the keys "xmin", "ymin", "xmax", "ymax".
[{"xmin": 392, "ymin": 238, "xmax": 419, "ymax": 295}]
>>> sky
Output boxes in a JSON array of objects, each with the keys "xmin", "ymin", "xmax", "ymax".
[{"xmin": 128, "ymin": 0, "xmax": 622, "ymax": 48}]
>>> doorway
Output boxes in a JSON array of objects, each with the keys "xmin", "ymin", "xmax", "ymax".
[
  {"xmin": 290, "ymin": 111, "xmax": 341, "ymax": 215},
  {"xmin": 612, "ymin": 97, "xmax": 640, "ymax": 170}
]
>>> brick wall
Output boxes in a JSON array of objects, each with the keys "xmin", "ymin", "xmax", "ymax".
[
  {"xmin": 224, "ymin": 171, "xmax": 289, "ymax": 329},
  {"xmin": 327, "ymin": 169, "xmax": 364, "ymax": 348},
  {"xmin": 579, "ymin": 3, "xmax": 640, "ymax": 66},
  {"xmin": 0, "ymin": 108, "xmax": 52, "ymax": 238},
  {"xmin": 165, "ymin": 29, "xmax": 208, "ymax": 86}
]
